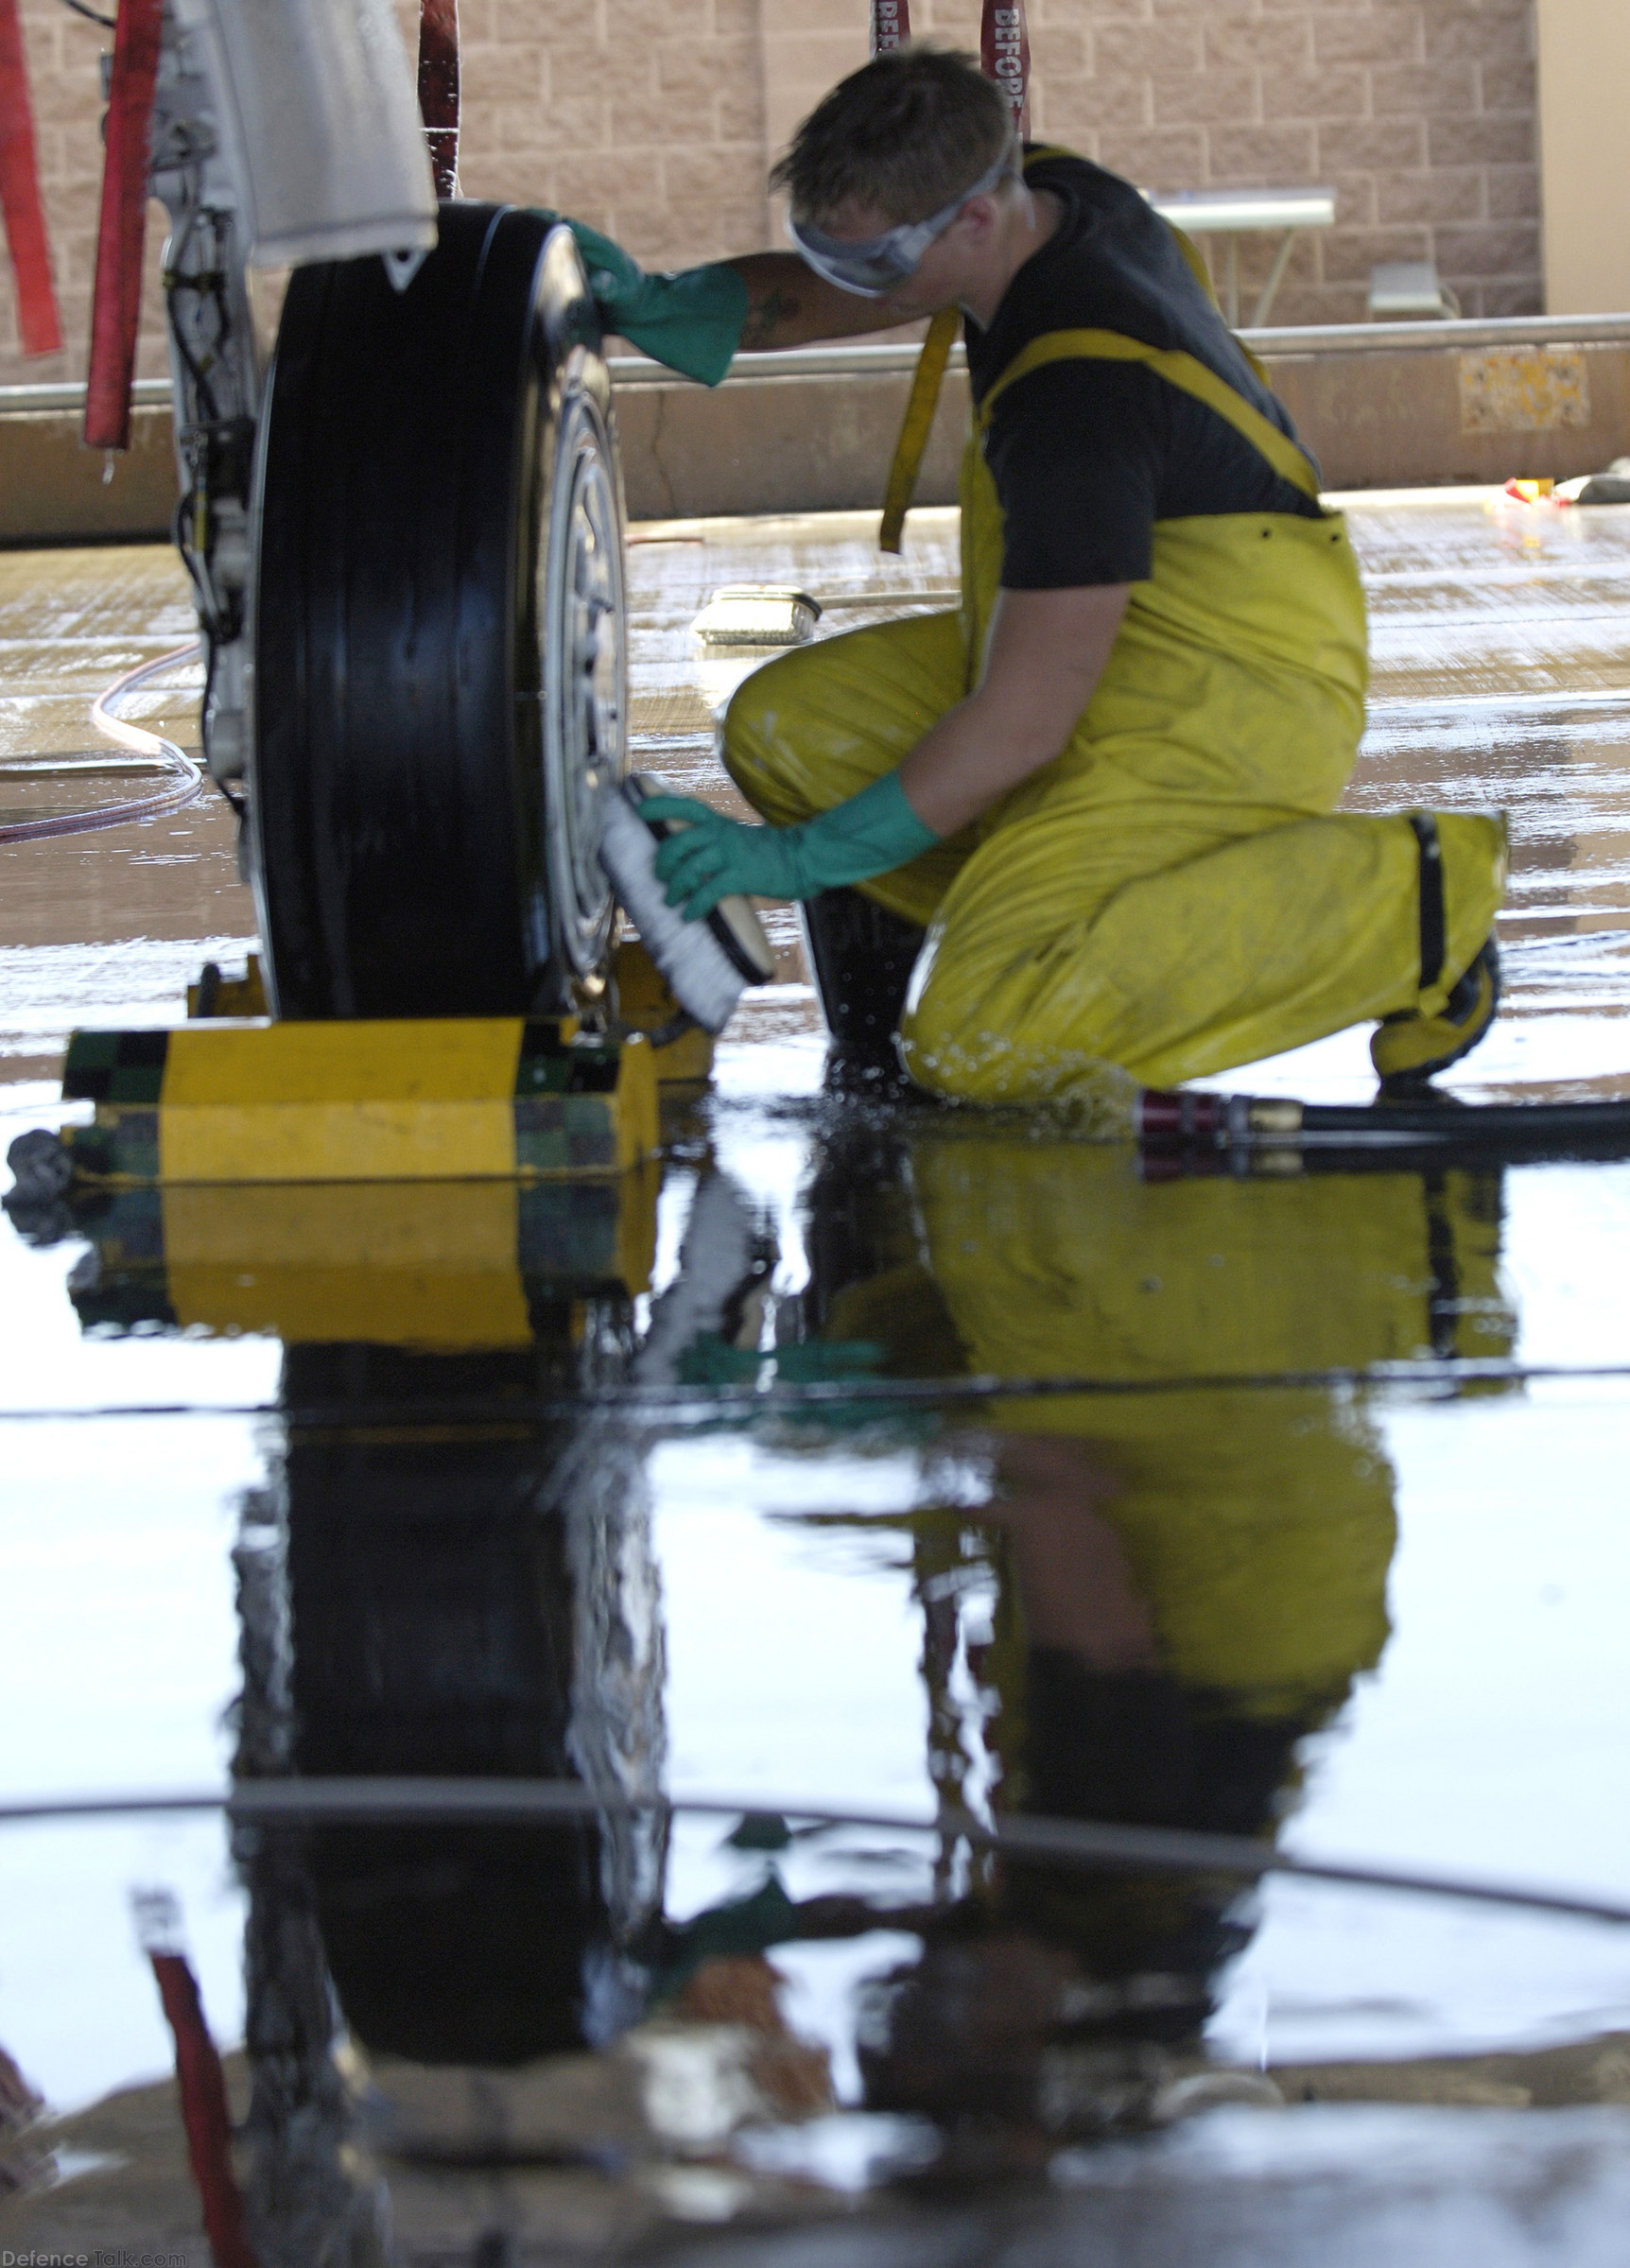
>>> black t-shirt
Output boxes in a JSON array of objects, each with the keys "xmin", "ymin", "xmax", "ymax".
[{"xmin": 964, "ymin": 150, "xmax": 1324, "ymax": 590}]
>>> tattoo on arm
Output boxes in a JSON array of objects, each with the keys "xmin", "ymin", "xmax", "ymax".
[{"xmin": 740, "ymin": 287, "xmax": 800, "ymax": 352}]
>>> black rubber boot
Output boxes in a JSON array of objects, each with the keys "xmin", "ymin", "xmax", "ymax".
[
  {"xmin": 801, "ymin": 887, "xmax": 927, "ymax": 1088},
  {"xmin": 1371, "ymin": 812, "xmax": 1501, "ymax": 1091}
]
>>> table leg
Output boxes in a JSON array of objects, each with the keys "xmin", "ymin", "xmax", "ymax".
[{"xmin": 1250, "ymin": 228, "xmax": 1300, "ymax": 330}]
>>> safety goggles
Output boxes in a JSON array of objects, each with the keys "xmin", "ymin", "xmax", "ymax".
[{"xmin": 786, "ymin": 147, "xmax": 1017, "ymax": 297}]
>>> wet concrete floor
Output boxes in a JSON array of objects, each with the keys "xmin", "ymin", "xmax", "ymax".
[{"xmin": 3, "ymin": 490, "xmax": 1630, "ymax": 2262}]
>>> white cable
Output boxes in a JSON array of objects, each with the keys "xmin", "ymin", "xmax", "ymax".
[{"xmin": 0, "ymin": 641, "xmax": 207, "ymax": 843}]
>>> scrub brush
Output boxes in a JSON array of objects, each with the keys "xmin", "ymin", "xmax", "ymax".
[
  {"xmin": 691, "ymin": 586, "xmax": 822, "ymax": 647},
  {"xmin": 598, "ymin": 773, "xmax": 775, "ymax": 1034}
]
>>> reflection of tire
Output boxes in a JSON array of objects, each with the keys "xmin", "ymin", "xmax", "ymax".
[
  {"xmin": 250, "ymin": 203, "xmax": 627, "ymax": 1019},
  {"xmin": 280, "ymin": 1344, "xmax": 660, "ymax": 2061}
]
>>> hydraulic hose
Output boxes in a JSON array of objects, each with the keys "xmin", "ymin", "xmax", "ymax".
[
  {"xmin": 1138, "ymin": 1085, "xmax": 1630, "ymax": 1155},
  {"xmin": 0, "ymin": 640, "xmax": 205, "ymax": 843},
  {"xmin": 1300, "ymin": 1098, "xmax": 1630, "ymax": 1142}
]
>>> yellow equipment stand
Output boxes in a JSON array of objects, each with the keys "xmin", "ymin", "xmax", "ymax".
[
  {"xmin": 70, "ymin": 1171, "xmax": 660, "ymax": 1347},
  {"xmin": 58, "ymin": 943, "xmax": 705, "ymax": 1188}
]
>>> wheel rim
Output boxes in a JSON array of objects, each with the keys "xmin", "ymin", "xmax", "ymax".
[{"xmin": 541, "ymin": 384, "xmax": 626, "ymax": 991}]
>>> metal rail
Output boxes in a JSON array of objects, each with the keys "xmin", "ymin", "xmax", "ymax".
[
  {"xmin": 597, "ymin": 310, "xmax": 1630, "ymax": 386},
  {"xmin": 6, "ymin": 308, "xmax": 1630, "ymax": 420},
  {"xmin": 4, "ymin": 1778, "xmax": 1627, "ymax": 1929}
]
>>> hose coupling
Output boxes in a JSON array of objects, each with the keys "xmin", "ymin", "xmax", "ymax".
[{"xmin": 1136, "ymin": 1089, "xmax": 1306, "ymax": 1148}]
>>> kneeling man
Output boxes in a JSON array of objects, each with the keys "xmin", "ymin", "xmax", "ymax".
[{"xmin": 569, "ymin": 45, "xmax": 1506, "ymax": 1113}]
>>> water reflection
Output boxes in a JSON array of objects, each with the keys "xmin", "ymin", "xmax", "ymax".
[
  {"xmin": 765, "ymin": 1131, "xmax": 1515, "ymax": 2154},
  {"xmin": 234, "ymin": 1373, "xmax": 668, "ymax": 2260},
  {"xmin": 43, "ymin": 1131, "xmax": 1522, "ymax": 2241}
]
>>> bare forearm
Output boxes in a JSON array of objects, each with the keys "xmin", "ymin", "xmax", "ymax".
[
  {"xmin": 897, "ymin": 689, "xmax": 1065, "ymax": 837},
  {"xmin": 727, "ymin": 252, "xmax": 904, "ymax": 351},
  {"xmin": 898, "ymin": 584, "xmax": 1133, "ymax": 838}
]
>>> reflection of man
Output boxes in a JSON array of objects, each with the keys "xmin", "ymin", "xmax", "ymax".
[
  {"xmin": 821, "ymin": 1133, "xmax": 1513, "ymax": 1724},
  {"xmin": 855, "ymin": 1387, "xmax": 1396, "ymax": 2130},
  {"xmin": 547, "ymin": 45, "xmax": 1506, "ymax": 1108},
  {"xmin": 793, "ymin": 1133, "xmax": 1514, "ymax": 2134}
]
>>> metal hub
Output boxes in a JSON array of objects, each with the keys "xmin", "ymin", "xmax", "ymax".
[{"xmin": 541, "ymin": 385, "xmax": 626, "ymax": 990}]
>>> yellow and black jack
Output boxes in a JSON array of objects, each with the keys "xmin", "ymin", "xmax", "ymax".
[{"xmin": 51, "ymin": 939, "xmax": 708, "ymax": 1192}]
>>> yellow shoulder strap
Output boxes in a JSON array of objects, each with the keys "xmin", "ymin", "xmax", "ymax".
[
  {"xmin": 1162, "ymin": 219, "xmax": 1275, "ymax": 389},
  {"xmin": 876, "ymin": 143, "xmax": 1078, "ymax": 552},
  {"xmin": 879, "ymin": 305, "xmax": 961, "ymax": 555},
  {"xmin": 1027, "ymin": 148, "xmax": 1274, "ymax": 391},
  {"xmin": 975, "ymin": 326, "xmax": 1321, "ymax": 502},
  {"xmin": 874, "ymin": 152, "xmax": 1312, "ymax": 549},
  {"xmin": 1165, "ymin": 220, "xmax": 1218, "ymax": 311}
]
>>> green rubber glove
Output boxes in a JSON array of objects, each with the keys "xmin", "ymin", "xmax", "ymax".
[
  {"xmin": 677, "ymin": 1332, "xmax": 886, "ymax": 1386},
  {"xmin": 532, "ymin": 212, "xmax": 748, "ymax": 387},
  {"xmin": 641, "ymin": 770, "xmax": 939, "ymax": 920}
]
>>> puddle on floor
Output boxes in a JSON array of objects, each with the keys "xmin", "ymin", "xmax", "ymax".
[
  {"xmin": 4, "ymin": 494, "xmax": 1630, "ymax": 2259},
  {"xmin": 4, "ymin": 1134, "xmax": 1630, "ymax": 2254}
]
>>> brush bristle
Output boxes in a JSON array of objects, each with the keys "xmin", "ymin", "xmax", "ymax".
[{"xmin": 598, "ymin": 788, "xmax": 747, "ymax": 1034}]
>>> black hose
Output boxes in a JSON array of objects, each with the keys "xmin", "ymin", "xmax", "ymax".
[
  {"xmin": 1139, "ymin": 1084, "xmax": 1630, "ymax": 1158},
  {"xmin": 4, "ymin": 1778, "xmax": 1628, "ymax": 1930},
  {"xmin": 1302, "ymin": 1098, "xmax": 1630, "ymax": 1147}
]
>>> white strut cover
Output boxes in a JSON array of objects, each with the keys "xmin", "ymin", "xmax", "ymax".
[{"xmin": 173, "ymin": 0, "xmax": 438, "ymax": 269}]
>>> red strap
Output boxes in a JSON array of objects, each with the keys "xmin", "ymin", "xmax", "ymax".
[
  {"xmin": 870, "ymin": 0, "xmax": 909, "ymax": 52},
  {"xmin": 0, "ymin": 0, "xmax": 61, "ymax": 355},
  {"xmin": 149, "ymin": 1952, "xmax": 260, "ymax": 2268},
  {"xmin": 980, "ymin": 0, "xmax": 1030, "ymax": 136},
  {"xmin": 84, "ymin": 0, "xmax": 163, "ymax": 451},
  {"xmin": 418, "ymin": 0, "xmax": 460, "ymax": 200}
]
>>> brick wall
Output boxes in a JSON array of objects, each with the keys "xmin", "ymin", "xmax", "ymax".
[
  {"xmin": 854, "ymin": 0, "xmax": 1538, "ymax": 320},
  {"xmin": 1019, "ymin": 0, "xmax": 1541, "ymax": 324},
  {"xmin": 455, "ymin": 0, "xmax": 771, "ymax": 267},
  {"xmin": 0, "ymin": 0, "xmax": 773, "ymax": 390},
  {"xmin": 0, "ymin": 0, "xmax": 1541, "ymax": 390}
]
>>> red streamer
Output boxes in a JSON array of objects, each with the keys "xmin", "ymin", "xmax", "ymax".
[
  {"xmin": 980, "ymin": 0, "xmax": 1030, "ymax": 136},
  {"xmin": 870, "ymin": 0, "xmax": 909, "ymax": 55},
  {"xmin": 0, "ymin": 0, "xmax": 62, "ymax": 355},
  {"xmin": 149, "ymin": 1951, "xmax": 259, "ymax": 2268},
  {"xmin": 84, "ymin": 0, "xmax": 163, "ymax": 451},
  {"xmin": 418, "ymin": 0, "xmax": 460, "ymax": 199}
]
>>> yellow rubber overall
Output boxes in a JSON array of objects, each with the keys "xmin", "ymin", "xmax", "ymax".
[
  {"xmin": 724, "ymin": 320, "xmax": 1507, "ymax": 1114},
  {"xmin": 823, "ymin": 1135, "xmax": 1513, "ymax": 1713}
]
